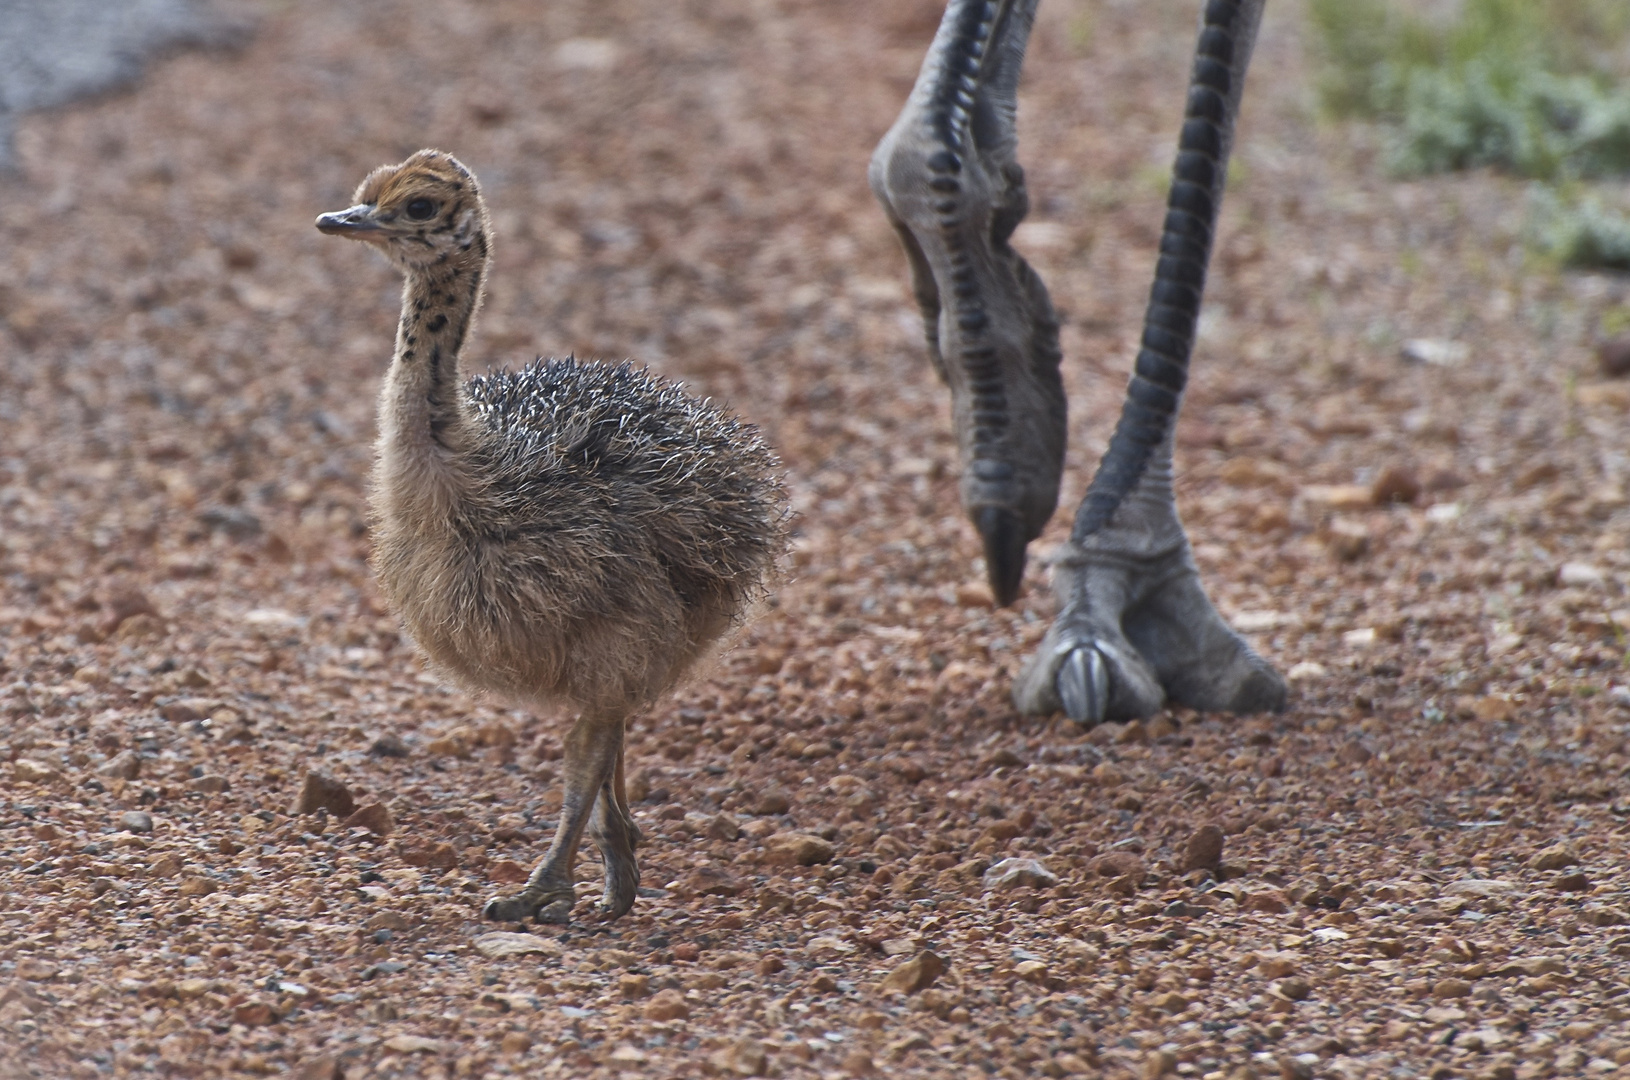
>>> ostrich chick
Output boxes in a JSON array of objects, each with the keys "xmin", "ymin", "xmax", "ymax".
[{"xmin": 316, "ymin": 150, "xmax": 787, "ymax": 923}]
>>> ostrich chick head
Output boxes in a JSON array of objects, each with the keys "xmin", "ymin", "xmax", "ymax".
[{"xmin": 315, "ymin": 149, "xmax": 489, "ymax": 272}]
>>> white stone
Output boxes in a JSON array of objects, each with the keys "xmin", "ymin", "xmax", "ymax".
[
  {"xmin": 1444, "ymin": 879, "xmax": 1520, "ymax": 897},
  {"xmin": 474, "ymin": 932, "xmax": 560, "ymax": 959},
  {"xmin": 553, "ymin": 38, "xmax": 620, "ymax": 71},
  {"xmin": 1233, "ymin": 610, "xmax": 1293, "ymax": 632},
  {"xmin": 1401, "ymin": 338, "xmax": 1468, "ymax": 365},
  {"xmin": 982, "ymin": 857, "xmax": 1058, "ymax": 891},
  {"xmin": 1559, "ymin": 562, "xmax": 1606, "ymax": 587}
]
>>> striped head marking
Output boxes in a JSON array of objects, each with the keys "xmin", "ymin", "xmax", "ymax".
[{"xmin": 316, "ymin": 149, "xmax": 489, "ymax": 271}]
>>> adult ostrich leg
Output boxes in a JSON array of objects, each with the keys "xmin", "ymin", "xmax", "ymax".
[{"xmin": 871, "ymin": 0, "xmax": 1286, "ymax": 723}]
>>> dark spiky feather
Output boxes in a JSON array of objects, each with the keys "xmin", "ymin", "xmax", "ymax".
[
  {"xmin": 464, "ymin": 357, "xmax": 787, "ymax": 615},
  {"xmin": 369, "ymin": 355, "xmax": 788, "ymax": 715}
]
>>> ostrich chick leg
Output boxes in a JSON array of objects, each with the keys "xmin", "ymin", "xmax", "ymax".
[
  {"xmin": 483, "ymin": 712, "xmax": 623, "ymax": 924},
  {"xmin": 589, "ymin": 722, "xmax": 641, "ymax": 919}
]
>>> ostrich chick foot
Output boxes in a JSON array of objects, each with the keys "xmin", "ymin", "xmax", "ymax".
[{"xmin": 591, "ymin": 783, "xmax": 641, "ymax": 920}]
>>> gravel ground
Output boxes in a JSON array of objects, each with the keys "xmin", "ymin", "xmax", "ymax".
[
  {"xmin": 3, "ymin": 0, "xmax": 1630, "ymax": 1078},
  {"xmin": 0, "ymin": 0, "xmax": 237, "ymax": 168}
]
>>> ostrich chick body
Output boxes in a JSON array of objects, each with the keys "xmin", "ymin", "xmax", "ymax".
[{"xmin": 317, "ymin": 150, "xmax": 787, "ymax": 922}]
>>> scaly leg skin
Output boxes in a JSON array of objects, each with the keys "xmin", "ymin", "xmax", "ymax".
[
  {"xmin": 1011, "ymin": 450, "xmax": 1286, "ymax": 723},
  {"xmin": 589, "ymin": 721, "xmax": 641, "ymax": 919},
  {"xmin": 483, "ymin": 712, "xmax": 622, "ymax": 924},
  {"xmin": 869, "ymin": 0, "xmax": 1065, "ymax": 606},
  {"xmin": 1013, "ymin": 0, "xmax": 1284, "ymax": 724},
  {"xmin": 879, "ymin": 0, "xmax": 1287, "ymax": 723}
]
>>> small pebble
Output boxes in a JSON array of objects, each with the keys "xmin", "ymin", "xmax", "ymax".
[
  {"xmin": 98, "ymin": 751, "xmax": 141, "ymax": 781},
  {"xmin": 293, "ymin": 1054, "xmax": 343, "ymax": 1080},
  {"xmin": 1434, "ymin": 978, "xmax": 1472, "ymax": 999},
  {"xmin": 178, "ymin": 876, "xmax": 217, "ymax": 897},
  {"xmin": 1530, "ymin": 843, "xmax": 1579, "ymax": 871},
  {"xmin": 119, "ymin": 810, "xmax": 154, "ymax": 833},
  {"xmin": 712, "ymin": 1039, "xmax": 768, "ymax": 1077},
  {"xmin": 979, "ymin": 747, "xmax": 1025, "ymax": 770},
  {"xmin": 1276, "ymin": 977, "xmax": 1312, "ymax": 1002},
  {"xmin": 1143, "ymin": 1049, "xmax": 1177, "ymax": 1079},
  {"xmin": 1244, "ymin": 890, "xmax": 1289, "ymax": 914},
  {"xmin": 753, "ymin": 789, "xmax": 792, "ymax": 815},
  {"xmin": 369, "ymin": 733, "xmax": 410, "ymax": 758},
  {"xmin": 1091, "ymin": 851, "xmax": 1145, "ymax": 879},
  {"xmin": 644, "ymin": 988, "xmax": 689, "ymax": 1021},
  {"xmin": 344, "ymin": 802, "xmax": 394, "ymax": 836},
  {"xmin": 706, "ymin": 813, "xmax": 741, "ymax": 841},
  {"xmin": 682, "ymin": 866, "xmax": 744, "ymax": 896},
  {"xmin": 764, "ymin": 831, "xmax": 834, "ymax": 866},
  {"xmin": 841, "ymin": 1050, "xmax": 875, "ymax": 1077},
  {"xmin": 1014, "ymin": 960, "xmax": 1049, "ymax": 984},
  {"xmin": 1337, "ymin": 740, "xmax": 1374, "ymax": 765},
  {"xmin": 1183, "ymin": 824, "xmax": 1225, "ymax": 871},
  {"xmin": 13, "ymin": 760, "xmax": 61, "ymax": 784},
  {"xmin": 1325, "ymin": 519, "xmax": 1371, "ymax": 561},
  {"xmin": 879, "ymin": 951, "xmax": 944, "ymax": 995},
  {"xmin": 982, "ymin": 857, "xmax": 1058, "ymax": 891},
  {"xmin": 233, "ymin": 1001, "xmax": 274, "ymax": 1026},
  {"xmin": 1599, "ymin": 335, "xmax": 1630, "ymax": 378},
  {"xmin": 1370, "ymin": 465, "xmax": 1421, "ymax": 505},
  {"xmin": 473, "ymin": 933, "xmax": 555, "ymax": 959},
  {"xmin": 292, "ymin": 770, "xmax": 356, "ymax": 817}
]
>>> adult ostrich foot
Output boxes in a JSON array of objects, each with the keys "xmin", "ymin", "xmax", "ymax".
[
  {"xmin": 482, "ymin": 880, "xmax": 577, "ymax": 925},
  {"xmin": 1012, "ymin": 472, "xmax": 1285, "ymax": 724},
  {"xmin": 1012, "ymin": 541, "xmax": 1286, "ymax": 725}
]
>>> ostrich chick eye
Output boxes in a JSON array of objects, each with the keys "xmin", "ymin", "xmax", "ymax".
[{"xmin": 404, "ymin": 198, "xmax": 437, "ymax": 220}]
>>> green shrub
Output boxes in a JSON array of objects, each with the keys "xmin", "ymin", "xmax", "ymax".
[
  {"xmin": 1531, "ymin": 187, "xmax": 1630, "ymax": 271},
  {"xmin": 1308, "ymin": 0, "xmax": 1630, "ymax": 179}
]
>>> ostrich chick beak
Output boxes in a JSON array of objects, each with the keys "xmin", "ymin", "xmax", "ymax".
[{"xmin": 316, "ymin": 204, "xmax": 384, "ymax": 241}]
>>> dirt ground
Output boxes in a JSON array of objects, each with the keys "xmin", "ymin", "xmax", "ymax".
[{"xmin": 3, "ymin": 0, "xmax": 1630, "ymax": 1077}]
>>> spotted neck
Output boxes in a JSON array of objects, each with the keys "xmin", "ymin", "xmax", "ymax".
[{"xmin": 376, "ymin": 234, "xmax": 490, "ymax": 517}]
